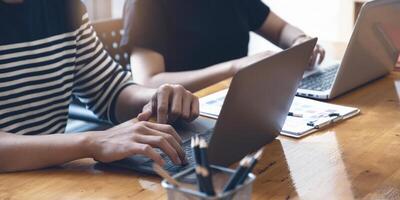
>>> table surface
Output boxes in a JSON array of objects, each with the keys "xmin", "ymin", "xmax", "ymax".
[{"xmin": 2, "ymin": 42, "xmax": 400, "ymax": 200}]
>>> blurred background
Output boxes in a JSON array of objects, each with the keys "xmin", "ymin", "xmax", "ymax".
[{"xmin": 82, "ymin": 0, "xmax": 363, "ymax": 54}]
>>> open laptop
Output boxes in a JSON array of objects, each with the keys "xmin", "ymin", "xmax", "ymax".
[
  {"xmin": 298, "ymin": 0, "xmax": 400, "ymax": 99},
  {"xmin": 104, "ymin": 38, "xmax": 317, "ymax": 174}
]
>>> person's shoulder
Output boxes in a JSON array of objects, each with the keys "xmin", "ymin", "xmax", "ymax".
[
  {"xmin": 42, "ymin": 0, "xmax": 85, "ymax": 10},
  {"xmin": 43, "ymin": 0, "xmax": 86, "ymax": 17},
  {"xmin": 63, "ymin": 0, "xmax": 87, "ymax": 15},
  {"xmin": 44, "ymin": 0, "xmax": 88, "ymax": 30},
  {"xmin": 123, "ymin": 0, "xmax": 166, "ymax": 21}
]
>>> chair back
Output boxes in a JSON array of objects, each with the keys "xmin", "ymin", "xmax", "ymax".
[{"xmin": 92, "ymin": 18, "xmax": 131, "ymax": 71}]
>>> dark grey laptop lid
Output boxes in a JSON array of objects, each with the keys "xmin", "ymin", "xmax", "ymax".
[{"xmin": 208, "ymin": 38, "xmax": 318, "ymax": 166}]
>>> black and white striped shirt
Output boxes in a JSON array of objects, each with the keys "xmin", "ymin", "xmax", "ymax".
[{"xmin": 0, "ymin": 0, "xmax": 133, "ymax": 135}]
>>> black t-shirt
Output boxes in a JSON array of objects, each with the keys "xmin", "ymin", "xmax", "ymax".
[
  {"xmin": 120, "ymin": 0, "xmax": 270, "ymax": 72},
  {"xmin": 0, "ymin": 0, "xmax": 83, "ymax": 45}
]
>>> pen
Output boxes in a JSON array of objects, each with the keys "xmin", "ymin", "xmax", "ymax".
[
  {"xmin": 328, "ymin": 112, "xmax": 341, "ymax": 117},
  {"xmin": 288, "ymin": 112, "xmax": 303, "ymax": 118},
  {"xmin": 308, "ymin": 120, "xmax": 331, "ymax": 129},
  {"xmin": 308, "ymin": 113, "xmax": 342, "ymax": 128},
  {"xmin": 307, "ymin": 120, "xmax": 315, "ymax": 127},
  {"xmin": 237, "ymin": 148, "xmax": 264, "ymax": 185}
]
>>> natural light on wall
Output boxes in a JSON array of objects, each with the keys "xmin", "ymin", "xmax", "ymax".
[
  {"xmin": 112, "ymin": 0, "xmax": 125, "ymax": 18},
  {"xmin": 249, "ymin": 0, "xmax": 355, "ymax": 54},
  {"xmin": 111, "ymin": 0, "xmax": 355, "ymax": 55}
]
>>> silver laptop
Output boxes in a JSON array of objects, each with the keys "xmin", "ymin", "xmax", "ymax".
[
  {"xmin": 298, "ymin": 0, "xmax": 400, "ymax": 100},
  {"xmin": 104, "ymin": 38, "xmax": 317, "ymax": 174}
]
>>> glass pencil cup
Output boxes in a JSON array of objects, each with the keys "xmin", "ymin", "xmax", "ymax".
[{"xmin": 161, "ymin": 165, "xmax": 256, "ymax": 200}]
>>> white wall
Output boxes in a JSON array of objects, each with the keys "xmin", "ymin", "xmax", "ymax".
[
  {"xmin": 249, "ymin": 0, "xmax": 355, "ymax": 54},
  {"xmin": 83, "ymin": 0, "xmax": 112, "ymax": 20},
  {"xmin": 269, "ymin": 0, "xmax": 354, "ymax": 42},
  {"xmin": 111, "ymin": 0, "xmax": 125, "ymax": 18}
]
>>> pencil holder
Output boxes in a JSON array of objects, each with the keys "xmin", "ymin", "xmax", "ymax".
[{"xmin": 161, "ymin": 165, "xmax": 255, "ymax": 200}]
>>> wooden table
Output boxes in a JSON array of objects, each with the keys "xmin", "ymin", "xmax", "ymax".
[{"xmin": 2, "ymin": 43, "xmax": 400, "ymax": 200}]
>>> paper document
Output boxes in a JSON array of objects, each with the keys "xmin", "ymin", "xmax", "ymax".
[{"xmin": 200, "ymin": 89, "xmax": 360, "ymax": 138}]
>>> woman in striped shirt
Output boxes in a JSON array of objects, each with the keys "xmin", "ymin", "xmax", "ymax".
[{"xmin": 0, "ymin": 0, "xmax": 197, "ymax": 172}]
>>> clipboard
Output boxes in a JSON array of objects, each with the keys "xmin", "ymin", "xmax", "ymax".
[
  {"xmin": 280, "ymin": 97, "xmax": 360, "ymax": 138},
  {"xmin": 199, "ymin": 89, "xmax": 360, "ymax": 138}
]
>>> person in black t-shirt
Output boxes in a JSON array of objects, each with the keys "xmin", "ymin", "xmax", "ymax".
[{"xmin": 121, "ymin": 0, "xmax": 326, "ymax": 92}]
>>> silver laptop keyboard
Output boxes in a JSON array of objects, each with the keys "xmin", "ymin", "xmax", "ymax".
[{"xmin": 299, "ymin": 64, "xmax": 340, "ymax": 91}]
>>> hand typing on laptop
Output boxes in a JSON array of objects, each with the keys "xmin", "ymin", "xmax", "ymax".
[
  {"xmin": 87, "ymin": 84, "xmax": 198, "ymax": 166},
  {"xmin": 87, "ymin": 120, "xmax": 187, "ymax": 167},
  {"xmin": 137, "ymin": 84, "xmax": 199, "ymax": 124}
]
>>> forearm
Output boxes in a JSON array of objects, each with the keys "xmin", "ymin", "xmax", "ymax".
[
  {"xmin": 141, "ymin": 49, "xmax": 275, "ymax": 92},
  {"xmin": 256, "ymin": 11, "xmax": 306, "ymax": 49},
  {"xmin": 0, "ymin": 132, "xmax": 90, "ymax": 172},
  {"xmin": 115, "ymin": 84, "xmax": 156, "ymax": 123},
  {"xmin": 131, "ymin": 48, "xmax": 237, "ymax": 92},
  {"xmin": 279, "ymin": 24, "xmax": 306, "ymax": 49},
  {"xmin": 145, "ymin": 61, "xmax": 235, "ymax": 92}
]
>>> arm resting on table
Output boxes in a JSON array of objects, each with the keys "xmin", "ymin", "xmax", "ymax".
[{"xmin": 0, "ymin": 131, "xmax": 91, "ymax": 173}]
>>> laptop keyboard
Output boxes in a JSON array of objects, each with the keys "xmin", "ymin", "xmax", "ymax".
[
  {"xmin": 154, "ymin": 131, "xmax": 213, "ymax": 173},
  {"xmin": 299, "ymin": 64, "xmax": 339, "ymax": 91}
]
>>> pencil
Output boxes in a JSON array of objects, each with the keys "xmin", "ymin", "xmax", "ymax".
[
  {"xmin": 196, "ymin": 166, "xmax": 215, "ymax": 196},
  {"xmin": 195, "ymin": 166, "xmax": 206, "ymax": 194},
  {"xmin": 199, "ymin": 138, "xmax": 215, "ymax": 195},
  {"xmin": 237, "ymin": 148, "xmax": 264, "ymax": 185},
  {"xmin": 152, "ymin": 163, "xmax": 182, "ymax": 187},
  {"xmin": 199, "ymin": 138, "xmax": 210, "ymax": 169},
  {"xmin": 192, "ymin": 136, "xmax": 205, "ymax": 193},
  {"xmin": 222, "ymin": 156, "xmax": 251, "ymax": 192},
  {"xmin": 192, "ymin": 136, "xmax": 202, "ymax": 166}
]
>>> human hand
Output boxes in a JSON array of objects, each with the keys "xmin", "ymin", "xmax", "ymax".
[
  {"xmin": 137, "ymin": 84, "xmax": 199, "ymax": 124},
  {"xmin": 86, "ymin": 120, "xmax": 186, "ymax": 166},
  {"xmin": 292, "ymin": 36, "xmax": 325, "ymax": 69}
]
